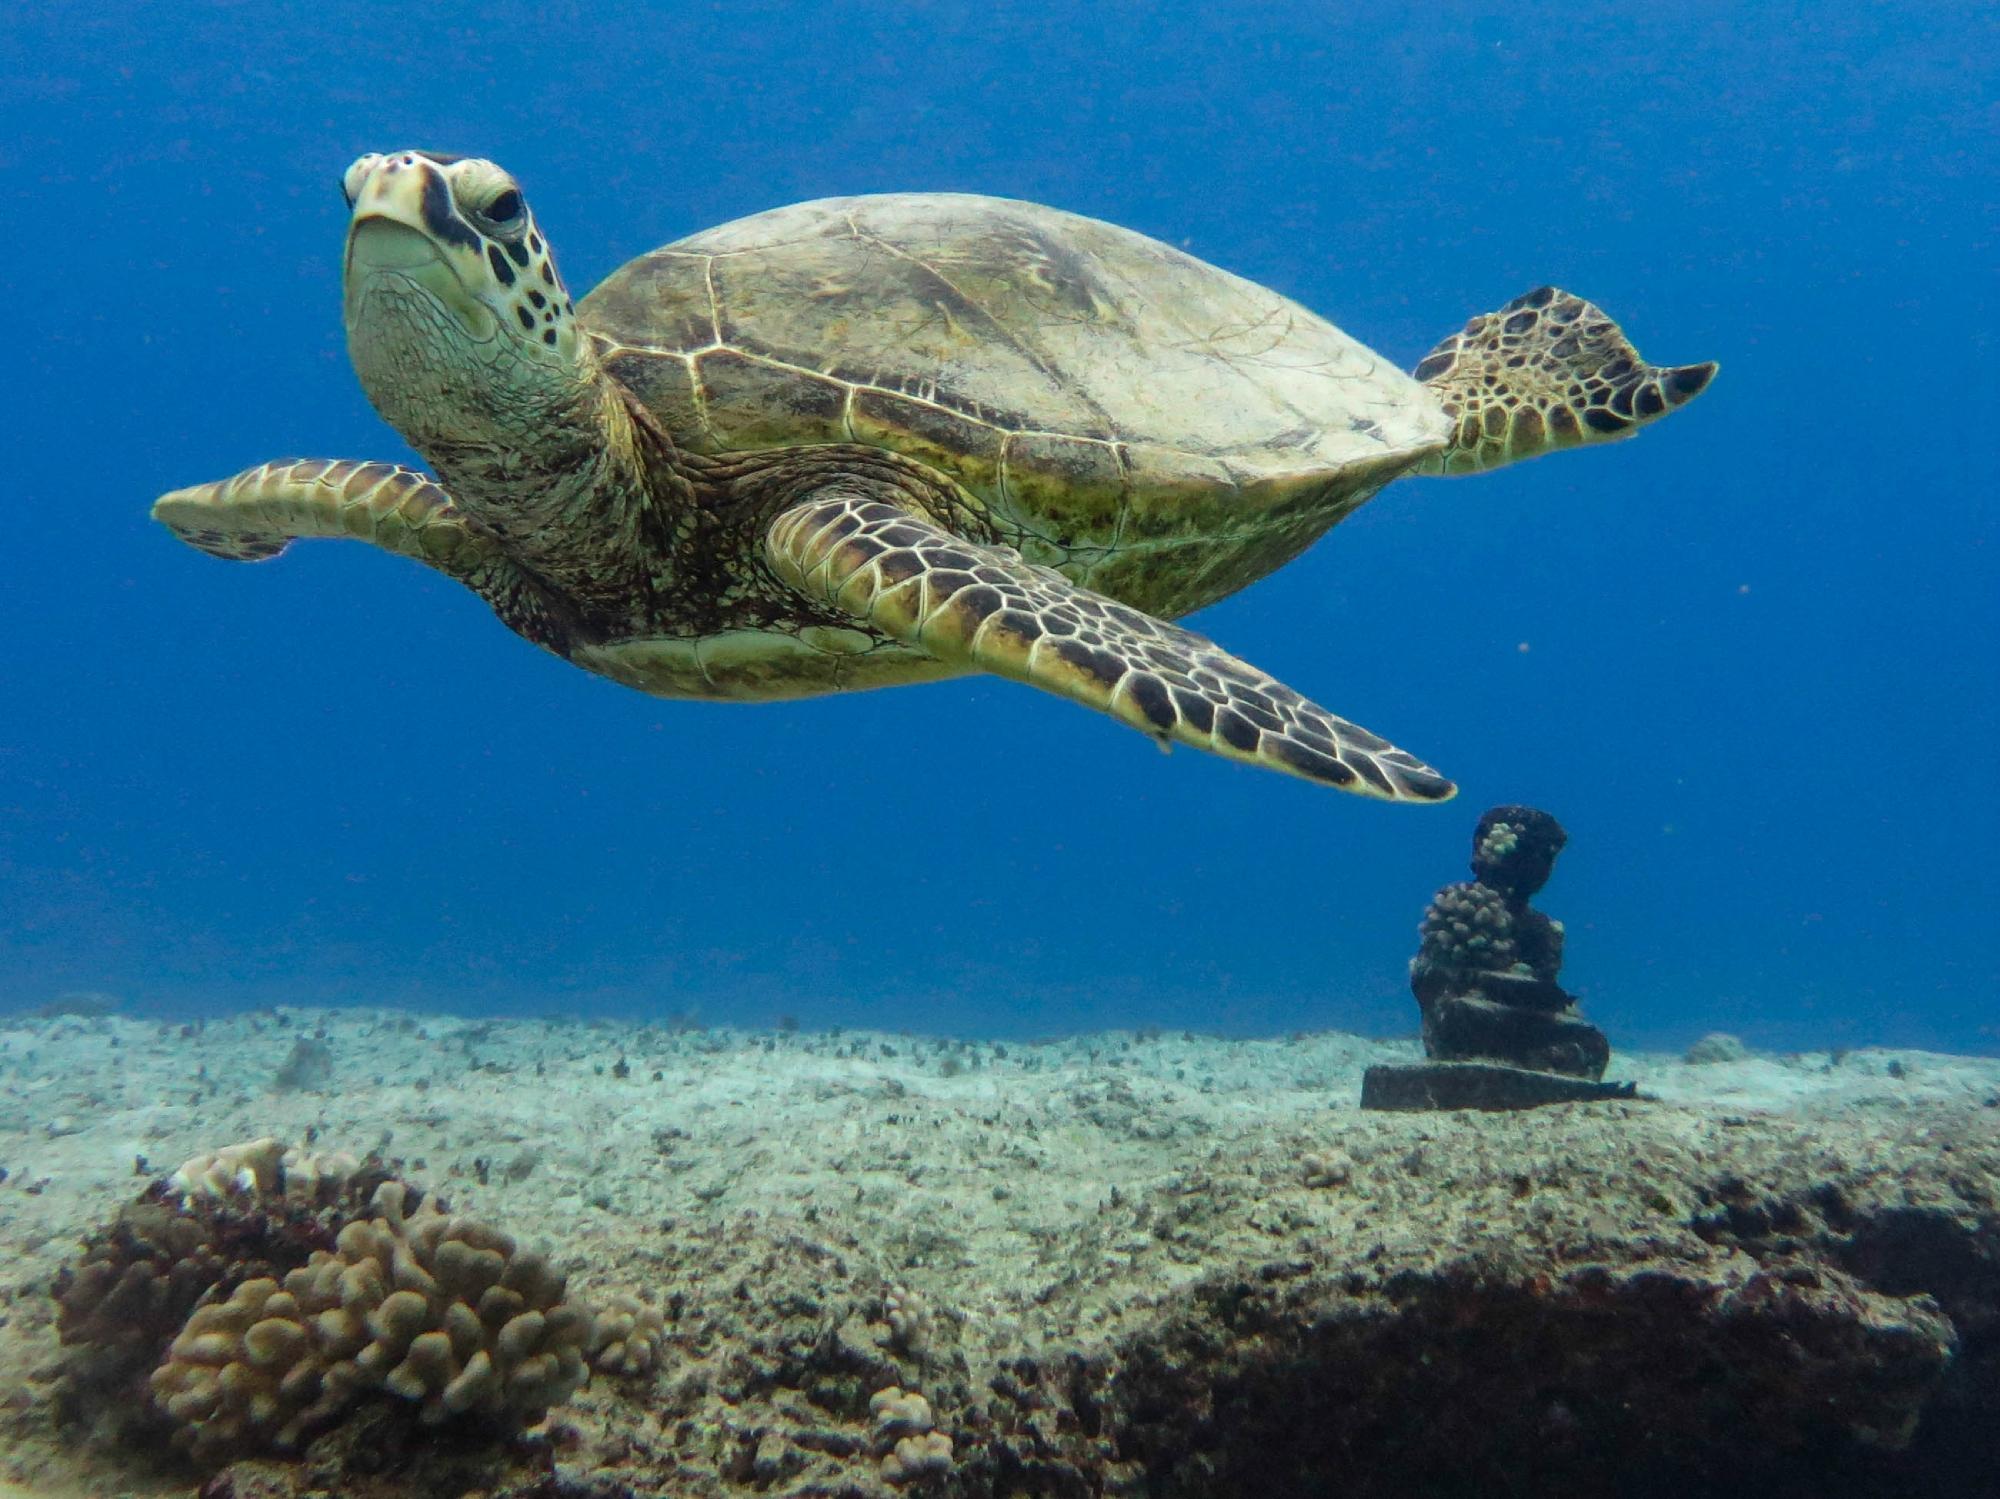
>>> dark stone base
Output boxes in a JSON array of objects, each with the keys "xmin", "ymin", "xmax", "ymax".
[
  {"xmin": 1421, "ymin": 993, "xmax": 1612, "ymax": 1079},
  {"xmin": 1360, "ymin": 1060, "xmax": 1640, "ymax": 1112}
]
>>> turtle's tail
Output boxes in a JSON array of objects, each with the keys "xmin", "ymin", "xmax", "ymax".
[{"xmin": 1411, "ymin": 287, "xmax": 1716, "ymax": 476}]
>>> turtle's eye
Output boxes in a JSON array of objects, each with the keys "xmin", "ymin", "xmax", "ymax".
[{"xmin": 478, "ymin": 188, "xmax": 525, "ymax": 230}]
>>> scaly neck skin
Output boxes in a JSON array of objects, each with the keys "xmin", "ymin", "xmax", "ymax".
[
  {"xmin": 417, "ymin": 363, "xmax": 683, "ymax": 619},
  {"xmin": 346, "ymin": 277, "xmax": 690, "ymax": 624}
]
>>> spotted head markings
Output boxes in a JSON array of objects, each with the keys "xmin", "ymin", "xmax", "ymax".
[{"xmin": 343, "ymin": 152, "xmax": 579, "ymax": 350}]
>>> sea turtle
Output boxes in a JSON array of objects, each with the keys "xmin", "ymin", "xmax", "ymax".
[{"xmin": 154, "ymin": 150, "xmax": 1715, "ymax": 801}]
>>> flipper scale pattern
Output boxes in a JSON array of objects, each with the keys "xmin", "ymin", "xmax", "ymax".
[{"xmin": 768, "ymin": 492, "xmax": 1454, "ymax": 801}]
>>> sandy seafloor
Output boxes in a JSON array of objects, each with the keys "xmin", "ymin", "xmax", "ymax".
[{"xmin": 0, "ymin": 1008, "xmax": 1996, "ymax": 1498}]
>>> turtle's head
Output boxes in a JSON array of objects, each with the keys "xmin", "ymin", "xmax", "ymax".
[{"xmin": 341, "ymin": 151, "xmax": 588, "ymax": 452}]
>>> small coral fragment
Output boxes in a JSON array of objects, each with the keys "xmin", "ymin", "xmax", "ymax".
[
  {"xmin": 170, "ymin": 1138, "xmax": 287, "ymax": 1200},
  {"xmin": 871, "ymin": 1383, "xmax": 950, "ymax": 1483},
  {"xmin": 869, "ymin": 1385, "xmax": 934, "ymax": 1433},
  {"xmin": 1300, "ymin": 1151, "xmax": 1352, "ymax": 1189},
  {"xmin": 587, "ymin": 1292, "xmax": 667, "ymax": 1377},
  {"xmin": 881, "ymin": 1431, "xmax": 954, "ymax": 1484},
  {"xmin": 881, "ymin": 1285, "xmax": 933, "ymax": 1355}
]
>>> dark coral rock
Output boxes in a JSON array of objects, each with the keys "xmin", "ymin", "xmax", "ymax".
[
  {"xmin": 271, "ymin": 1037, "xmax": 335, "ymax": 1092},
  {"xmin": 54, "ymin": 1194, "xmax": 231, "ymax": 1395},
  {"xmin": 1101, "ymin": 1256, "xmax": 1958, "ymax": 1499}
]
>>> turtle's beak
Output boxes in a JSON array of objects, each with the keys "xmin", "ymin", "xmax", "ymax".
[{"xmin": 339, "ymin": 154, "xmax": 381, "ymax": 208}]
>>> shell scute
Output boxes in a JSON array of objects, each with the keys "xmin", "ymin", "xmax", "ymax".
[
  {"xmin": 599, "ymin": 348, "xmax": 704, "ymax": 443},
  {"xmin": 848, "ymin": 390, "xmax": 1004, "ymax": 496},
  {"xmin": 690, "ymin": 348, "xmax": 849, "ymax": 451}
]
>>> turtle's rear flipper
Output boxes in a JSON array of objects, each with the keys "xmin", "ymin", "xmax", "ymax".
[
  {"xmin": 1413, "ymin": 287, "xmax": 1717, "ymax": 476},
  {"xmin": 152, "ymin": 458, "xmax": 576, "ymax": 653},
  {"xmin": 766, "ymin": 491, "xmax": 1455, "ymax": 801}
]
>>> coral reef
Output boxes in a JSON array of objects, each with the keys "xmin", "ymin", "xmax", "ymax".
[
  {"xmin": 170, "ymin": 1136, "xmax": 288, "ymax": 1198},
  {"xmin": 957, "ymin": 1111, "xmax": 2000, "ymax": 1499},
  {"xmin": 53, "ymin": 1194, "xmax": 232, "ymax": 1394},
  {"xmin": 12, "ymin": 1015, "xmax": 1999, "ymax": 1499},
  {"xmin": 149, "ymin": 1179, "xmax": 592, "ymax": 1461},
  {"xmin": 29, "ymin": 989, "xmax": 123, "ymax": 1019},
  {"xmin": 1090, "ymin": 1248, "xmax": 1959, "ymax": 1497},
  {"xmin": 52, "ymin": 1139, "xmax": 600, "ymax": 1468},
  {"xmin": 880, "ymin": 1285, "xmax": 935, "ymax": 1358},
  {"xmin": 881, "ymin": 1430, "xmax": 954, "ymax": 1485},
  {"xmin": 54, "ymin": 1140, "xmax": 390, "ymax": 1413},
  {"xmin": 166, "ymin": 1137, "xmax": 367, "ymax": 1206},
  {"xmin": 556, "ymin": 1218, "xmax": 966, "ymax": 1495}
]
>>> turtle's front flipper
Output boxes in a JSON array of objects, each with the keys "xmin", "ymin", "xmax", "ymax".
[
  {"xmin": 154, "ymin": 458, "xmax": 491, "ymax": 564},
  {"xmin": 766, "ymin": 492, "xmax": 1454, "ymax": 801},
  {"xmin": 1413, "ymin": 287, "xmax": 1717, "ymax": 476},
  {"xmin": 152, "ymin": 459, "xmax": 576, "ymax": 652}
]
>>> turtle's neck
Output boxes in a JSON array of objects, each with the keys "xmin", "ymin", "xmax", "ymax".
[
  {"xmin": 408, "ymin": 357, "xmax": 701, "ymax": 628},
  {"xmin": 347, "ymin": 270, "xmax": 698, "ymax": 626}
]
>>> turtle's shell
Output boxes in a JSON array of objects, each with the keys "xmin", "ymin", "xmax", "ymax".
[{"xmin": 584, "ymin": 194, "xmax": 1449, "ymax": 618}]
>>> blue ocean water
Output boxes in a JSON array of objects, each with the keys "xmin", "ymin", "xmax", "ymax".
[{"xmin": 1, "ymin": 0, "xmax": 1992, "ymax": 1053}]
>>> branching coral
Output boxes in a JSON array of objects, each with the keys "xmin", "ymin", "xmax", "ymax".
[
  {"xmin": 55, "ymin": 1138, "xmax": 603, "ymax": 1466},
  {"xmin": 1415, "ymin": 881, "xmax": 1517, "ymax": 973},
  {"xmin": 55, "ymin": 1141, "xmax": 383, "ymax": 1401},
  {"xmin": 148, "ymin": 1179, "xmax": 593, "ymax": 1460}
]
